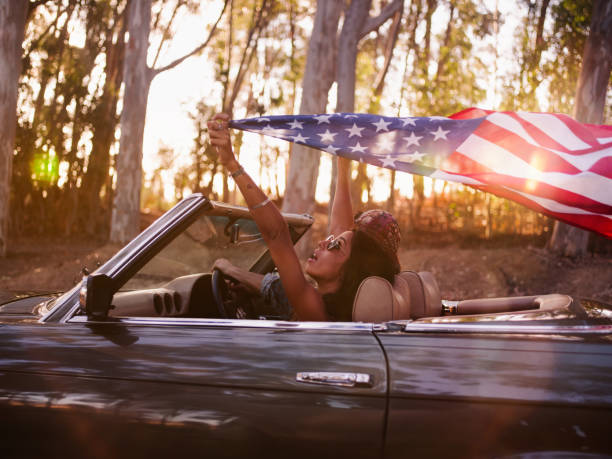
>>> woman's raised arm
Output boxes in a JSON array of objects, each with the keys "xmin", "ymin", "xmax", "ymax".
[
  {"xmin": 328, "ymin": 157, "xmax": 354, "ymax": 236},
  {"xmin": 207, "ymin": 114, "xmax": 328, "ymax": 321}
]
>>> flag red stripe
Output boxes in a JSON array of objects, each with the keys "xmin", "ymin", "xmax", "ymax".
[
  {"xmin": 590, "ymin": 156, "xmax": 612, "ymax": 178},
  {"xmin": 449, "ymin": 108, "xmax": 492, "ymax": 120},
  {"xmin": 474, "ymin": 120, "xmax": 582, "ymax": 174},
  {"xmin": 447, "ymin": 151, "xmax": 612, "ymax": 214},
  {"xmin": 556, "ymin": 113, "xmax": 609, "ymax": 147},
  {"xmin": 473, "ymin": 184, "xmax": 612, "ymax": 239},
  {"xmin": 444, "ymin": 149, "xmax": 491, "ymax": 175},
  {"xmin": 583, "ymin": 121, "xmax": 612, "ymax": 139},
  {"xmin": 505, "ymin": 112, "xmax": 587, "ymax": 153}
]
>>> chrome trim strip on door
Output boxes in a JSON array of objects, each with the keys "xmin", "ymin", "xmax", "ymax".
[
  {"xmin": 67, "ymin": 316, "xmax": 612, "ymax": 335},
  {"xmin": 399, "ymin": 322, "xmax": 612, "ymax": 335},
  {"xmin": 296, "ymin": 372, "xmax": 374, "ymax": 388},
  {"xmin": 67, "ymin": 315, "xmax": 374, "ymax": 331}
]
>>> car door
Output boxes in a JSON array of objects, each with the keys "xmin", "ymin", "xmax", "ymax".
[
  {"xmin": 0, "ymin": 316, "xmax": 387, "ymax": 458},
  {"xmin": 377, "ymin": 322, "xmax": 612, "ymax": 458}
]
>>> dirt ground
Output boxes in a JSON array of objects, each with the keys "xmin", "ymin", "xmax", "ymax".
[{"xmin": 1, "ymin": 234, "xmax": 611, "ymax": 304}]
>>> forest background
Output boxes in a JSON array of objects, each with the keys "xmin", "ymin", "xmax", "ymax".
[{"xmin": 0, "ymin": 0, "xmax": 611, "ymax": 301}]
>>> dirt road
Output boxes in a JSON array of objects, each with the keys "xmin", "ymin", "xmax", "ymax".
[{"xmin": 1, "ymin": 237, "xmax": 610, "ymax": 304}]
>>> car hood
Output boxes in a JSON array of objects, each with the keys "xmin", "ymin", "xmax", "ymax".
[
  {"xmin": 0, "ymin": 290, "xmax": 61, "ymax": 314},
  {"xmin": 0, "ymin": 290, "xmax": 56, "ymax": 304}
]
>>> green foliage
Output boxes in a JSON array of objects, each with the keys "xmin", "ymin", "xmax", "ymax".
[
  {"xmin": 187, "ymin": 101, "xmax": 220, "ymax": 195},
  {"xmin": 8, "ymin": 0, "xmax": 598, "ymax": 242},
  {"xmin": 411, "ymin": 0, "xmax": 492, "ymax": 116},
  {"xmin": 211, "ymin": 0, "xmax": 309, "ymax": 116},
  {"xmin": 12, "ymin": 0, "xmax": 126, "ymax": 235},
  {"xmin": 500, "ymin": 0, "xmax": 594, "ymax": 114}
]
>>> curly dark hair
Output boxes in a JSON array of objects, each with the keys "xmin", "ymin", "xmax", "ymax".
[{"xmin": 322, "ymin": 229, "xmax": 399, "ymax": 321}]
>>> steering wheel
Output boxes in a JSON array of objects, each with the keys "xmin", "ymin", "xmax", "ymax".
[
  {"xmin": 211, "ymin": 268, "xmax": 232, "ymax": 318},
  {"xmin": 211, "ymin": 269, "xmax": 258, "ymax": 320}
]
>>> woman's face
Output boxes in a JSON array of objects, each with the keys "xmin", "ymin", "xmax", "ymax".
[{"xmin": 305, "ymin": 230, "xmax": 353, "ymax": 284}]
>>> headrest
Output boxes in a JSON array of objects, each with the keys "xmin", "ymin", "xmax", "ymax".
[
  {"xmin": 398, "ymin": 271, "xmax": 442, "ymax": 319},
  {"xmin": 352, "ymin": 271, "xmax": 441, "ymax": 322},
  {"xmin": 351, "ymin": 275, "xmax": 410, "ymax": 322}
]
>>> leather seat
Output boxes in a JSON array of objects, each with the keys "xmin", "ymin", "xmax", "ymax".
[{"xmin": 352, "ymin": 271, "xmax": 442, "ymax": 322}]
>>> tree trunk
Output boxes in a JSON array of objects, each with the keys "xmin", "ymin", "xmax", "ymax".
[
  {"xmin": 336, "ymin": 0, "xmax": 371, "ymax": 113},
  {"xmin": 331, "ymin": 0, "xmax": 403, "ymax": 216},
  {"xmin": 422, "ymin": 0, "xmax": 437, "ymax": 65},
  {"xmin": 434, "ymin": 3, "xmax": 454, "ymax": 85},
  {"xmin": 332, "ymin": 0, "xmax": 373, "ymax": 215},
  {"xmin": 387, "ymin": 170, "xmax": 396, "ymax": 212},
  {"xmin": 281, "ymin": 0, "xmax": 343, "ymax": 218},
  {"xmin": 549, "ymin": 0, "xmax": 612, "ymax": 257},
  {"xmin": 81, "ymin": 9, "xmax": 126, "ymax": 234},
  {"xmin": 0, "ymin": 1, "xmax": 28, "ymax": 257},
  {"xmin": 573, "ymin": 0, "xmax": 612, "ymax": 125},
  {"xmin": 412, "ymin": 175, "xmax": 424, "ymax": 229},
  {"xmin": 110, "ymin": 0, "xmax": 226, "ymax": 243},
  {"xmin": 110, "ymin": 0, "xmax": 152, "ymax": 244}
]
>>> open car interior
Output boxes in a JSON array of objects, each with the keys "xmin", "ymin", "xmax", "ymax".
[
  {"xmin": 106, "ymin": 200, "xmax": 575, "ymax": 324},
  {"xmin": 109, "ymin": 269, "xmax": 574, "ymax": 323}
]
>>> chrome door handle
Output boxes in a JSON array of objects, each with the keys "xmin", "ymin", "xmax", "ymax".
[{"xmin": 296, "ymin": 372, "xmax": 373, "ymax": 388}]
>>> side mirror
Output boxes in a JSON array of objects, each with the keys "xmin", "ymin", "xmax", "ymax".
[
  {"xmin": 223, "ymin": 218, "xmax": 240, "ymax": 244},
  {"xmin": 79, "ymin": 274, "xmax": 114, "ymax": 319}
]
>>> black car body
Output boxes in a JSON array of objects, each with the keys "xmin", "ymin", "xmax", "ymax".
[{"xmin": 1, "ymin": 194, "xmax": 611, "ymax": 458}]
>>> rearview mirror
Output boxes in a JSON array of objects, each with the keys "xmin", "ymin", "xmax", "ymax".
[
  {"xmin": 229, "ymin": 223, "xmax": 240, "ymax": 243},
  {"xmin": 79, "ymin": 273, "xmax": 114, "ymax": 319}
]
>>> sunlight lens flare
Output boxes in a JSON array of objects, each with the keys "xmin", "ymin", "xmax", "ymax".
[
  {"xmin": 30, "ymin": 151, "xmax": 60, "ymax": 183},
  {"xmin": 526, "ymin": 155, "xmax": 544, "ymax": 193}
]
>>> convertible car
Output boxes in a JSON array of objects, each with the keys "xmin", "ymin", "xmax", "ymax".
[{"xmin": 1, "ymin": 194, "xmax": 611, "ymax": 458}]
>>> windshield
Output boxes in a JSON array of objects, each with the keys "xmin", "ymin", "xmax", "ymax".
[
  {"xmin": 122, "ymin": 214, "xmax": 268, "ymax": 290},
  {"xmin": 39, "ymin": 196, "xmax": 313, "ymax": 322}
]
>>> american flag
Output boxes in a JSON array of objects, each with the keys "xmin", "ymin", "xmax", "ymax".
[{"xmin": 229, "ymin": 108, "xmax": 612, "ymax": 238}]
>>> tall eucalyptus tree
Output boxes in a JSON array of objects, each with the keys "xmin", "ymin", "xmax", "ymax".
[
  {"xmin": 333, "ymin": 0, "xmax": 403, "ymax": 212},
  {"xmin": 110, "ymin": 0, "xmax": 229, "ymax": 243},
  {"xmin": 0, "ymin": 1, "xmax": 28, "ymax": 256},
  {"xmin": 549, "ymin": 0, "xmax": 612, "ymax": 256},
  {"xmin": 281, "ymin": 0, "xmax": 344, "ymax": 220},
  {"xmin": 282, "ymin": 0, "xmax": 403, "ymax": 250}
]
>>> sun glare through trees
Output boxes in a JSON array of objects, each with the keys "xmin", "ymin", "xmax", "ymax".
[{"xmin": 0, "ymin": 0, "xmax": 610, "ymax": 254}]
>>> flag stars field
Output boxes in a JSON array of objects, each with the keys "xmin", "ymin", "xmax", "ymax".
[
  {"xmin": 375, "ymin": 136, "xmax": 395, "ymax": 153},
  {"xmin": 405, "ymin": 151, "xmax": 426, "ymax": 163},
  {"xmin": 350, "ymin": 142, "xmax": 367, "ymax": 153},
  {"xmin": 404, "ymin": 132, "xmax": 422, "ymax": 147},
  {"xmin": 261, "ymin": 125, "xmax": 276, "ymax": 135},
  {"xmin": 400, "ymin": 117, "xmax": 417, "ymax": 127},
  {"xmin": 314, "ymin": 114, "xmax": 332, "ymax": 124},
  {"xmin": 317, "ymin": 129, "xmax": 337, "ymax": 143},
  {"xmin": 431, "ymin": 126, "xmax": 450, "ymax": 141},
  {"xmin": 372, "ymin": 118, "xmax": 392, "ymax": 132},
  {"xmin": 291, "ymin": 133, "xmax": 309, "ymax": 143},
  {"xmin": 346, "ymin": 123, "xmax": 365, "ymax": 138},
  {"xmin": 381, "ymin": 156, "xmax": 397, "ymax": 168},
  {"xmin": 288, "ymin": 119, "xmax": 304, "ymax": 129}
]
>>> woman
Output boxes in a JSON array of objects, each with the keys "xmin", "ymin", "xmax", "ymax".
[{"xmin": 208, "ymin": 113, "xmax": 400, "ymax": 321}]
